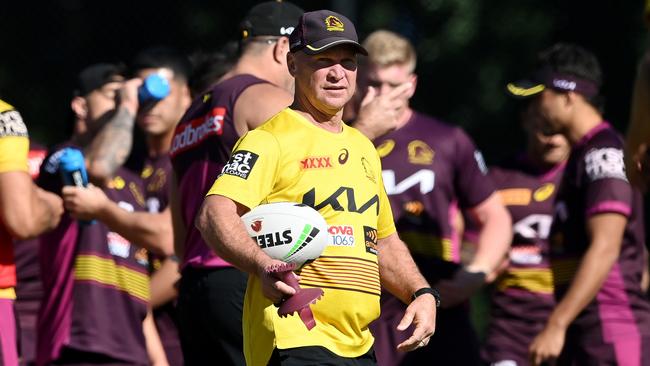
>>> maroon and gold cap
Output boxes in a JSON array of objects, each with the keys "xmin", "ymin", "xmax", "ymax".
[{"xmin": 289, "ymin": 10, "xmax": 367, "ymax": 55}]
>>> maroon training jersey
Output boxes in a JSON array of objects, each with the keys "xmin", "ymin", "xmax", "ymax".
[
  {"xmin": 170, "ymin": 74, "xmax": 268, "ymax": 269},
  {"xmin": 373, "ymin": 111, "xmax": 495, "ymax": 281},
  {"xmin": 129, "ymin": 153, "xmax": 184, "ymax": 366},
  {"xmin": 482, "ymin": 157, "xmax": 562, "ymax": 364},
  {"xmin": 550, "ymin": 122, "xmax": 650, "ymax": 345},
  {"xmin": 36, "ymin": 145, "xmax": 149, "ymax": 365}
]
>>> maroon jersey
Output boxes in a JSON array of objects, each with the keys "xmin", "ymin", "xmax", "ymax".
[
  {"xmin": 374, "ymin": 111, "xmax": 494, "ymax": 281},
  {"xmin": 550, "ymin": 123, "xmax": 650, "ymax": 346},
  {"xmin": 170, "ymin": 74, "xmax": 268, "ymax": 269},
  {"xmin": 482, "ymin": 157, "xmax": 562, "ymax": 364},
  {"xmin": 36, "ymin": 145, "xmax": 149, "ymax": 365},
  {"xmin": 129, "ymin": 153, "xmax": 184, "ymax": 366}
]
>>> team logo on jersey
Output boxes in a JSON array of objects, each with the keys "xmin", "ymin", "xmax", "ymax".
[
  {"xmin": 300, "ymin": 156, "xmax": 333, "ymax": 170},
  {"xmin": 533, "ymin": 183, "xmax": 555, "ymax": 202},
  {"xmin": 108, "ymin": 176, "xmax": 126, "ymax": 190},
  {"xmin": 221, "ymin": 150, "xmax": 259, "ymax": 180},
  {"xmin": 361, "ymin": 157, "xmax": 376, "ymax": 183},
  {"xmin": 328, "ymin": 225, "xmax": 355, "ymax": 247},
  {"xmin": 584, "ymin": 147, "xmax": 628, "ymax": 182},
  {"xmin": 146, "ymin": 168, "xmax": 167, "ymax": 193},
  {"xmin": 338, "ymin": 148, "xmax": 349, "ymax": 164},
  {"xmin": 170, "ymin": 107, "xmax": 225, "ymax": 157},
  {"xmin": 134, "ymin": 248, "xmax": 149, "ymax": 266},
  {"xmin": 0, "ymin": 108, "xmax": 28, "ymax": 137},
  {"xmin": 141, "ymin": 164, "xmax": 153, "ymax": 179},
  {"xmin": 325, "ymin": 16, "xmax": 345, "ymax": 32},
  {"xmin": 408, "ymin": 140, "xmax": 434, "ymax": 165},
  {"xmin": 364, "ymin": 226, "xmax": 378, "ymax": 255},
  {"xmin": 128, "ymin": 181, "xmax": 146, "ymax": 207},
  {"xmin": 376, "ymin": 139, "xmax": 395, "ymax": 158}
]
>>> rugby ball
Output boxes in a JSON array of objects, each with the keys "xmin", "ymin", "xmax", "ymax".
[{"xmin": 241, "ymin": 202, "xmax": 328, "ymax": 265}]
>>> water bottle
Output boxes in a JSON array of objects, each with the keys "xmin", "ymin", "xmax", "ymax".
[
  {"xmin": 138, "ymin": 73, "xmax": 170, "ymax": 103},
  {"xmin": 59, "ymin": 147, "xmax": 93, "ymax": 225}
]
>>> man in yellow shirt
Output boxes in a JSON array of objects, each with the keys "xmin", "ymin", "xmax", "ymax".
[
  {"xmin": 0, "ymin": 100, "xmax": 63, "ymax": 366},
  {"xmin": 196, "ymin": 10, "xmax": 438, "ymax": 365}
]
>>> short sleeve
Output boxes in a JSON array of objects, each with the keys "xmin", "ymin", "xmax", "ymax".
[
  {"xmin": 206, "ymin": 130, "xmax": 280, "ymax": 209},
  {"xmin": 453, "ymin": 128, "xmax": 495, "ymax": 208},
  {"xmin": 0, "ymin": 104, "xmax": 29, "ymax": 173},
  {"xmin": 583, "ymin": 145, "xmax": 633, "ymax": 217}
]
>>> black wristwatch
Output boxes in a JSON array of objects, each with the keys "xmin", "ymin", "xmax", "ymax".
[{"xmin": 412, "ymin": 287, "xmax": 441, "ymax": 307}]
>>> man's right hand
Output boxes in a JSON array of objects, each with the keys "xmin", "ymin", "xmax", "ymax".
[
  {"xmin": 117, "ymin": 78, "xmax": 142, "ymax": 116},
  {"xmin": 354, "ymin": 82, "xmax": 412, "ymax": 140},
  {"xmin": 258, "ymin": 258, "xmax": 298, "ymax": 304}
]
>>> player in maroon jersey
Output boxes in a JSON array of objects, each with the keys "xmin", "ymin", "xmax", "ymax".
[
  {"xmin": 481, "ymin": 105, "xmax": 570, "ymax": 366},
  {"xmin": 508, "ymin": 43, "xmax": 650, "ymax": 366},
  {"xmin": 354, "ymin": 30, "xmax": 512, "ymax": 366}
]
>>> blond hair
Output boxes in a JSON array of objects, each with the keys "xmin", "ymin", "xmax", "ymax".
[{"xmin": 362, "ymin": 30, "xmax": 416, "ymax": 73}]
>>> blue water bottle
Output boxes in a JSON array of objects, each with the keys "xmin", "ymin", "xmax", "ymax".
[
  {"xmin": 138, "ymin": 73, "xmax": 170, "ymax": 103},
  {"xmin": 59, "ymin": 147, "xmax": 93, "ymax": 224}
]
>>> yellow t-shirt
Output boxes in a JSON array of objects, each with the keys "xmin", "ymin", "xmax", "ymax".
[
  {"xmin": 0, "ymin": 99, "xmax": 29, "ymax": 297},
  {"xmin": 207, "ymin": 108, "xmax": 396, "ymax": 365}
]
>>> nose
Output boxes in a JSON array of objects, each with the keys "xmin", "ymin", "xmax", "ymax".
[{"xmin": 326, "ymin": 64, "xmax": 345, "ymax": 82}]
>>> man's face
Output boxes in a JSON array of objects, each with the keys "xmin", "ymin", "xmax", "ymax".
[
  {"xmin": 363, "ymin": 62, "xmax": 415, "ymax": 114},
  {"xmin": 292, "ymin": 46, "xmax": 358, "ymax": 114},
  {"xmin": 84, "ymin": 80, "xmax": 123, "ymax": 132},
  {"xmin": 522, "ymin": 101, "xmax": 570, "ymax": 166},
  {"xmin": 529, "ymin": 88, "xmax": 569, "ymax": 136},
  {"xmin": 136, "ymin": 67, "xmax": 190, "ymax": 137}
]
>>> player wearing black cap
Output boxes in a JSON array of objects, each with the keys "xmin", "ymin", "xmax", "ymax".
[
  {"xmin": 170, "ymin": 2, "xmax": 303, "ymax": 365},
  {"xmin": 196, "ymin": 9, "xmax": 437, "ymax": 366}
]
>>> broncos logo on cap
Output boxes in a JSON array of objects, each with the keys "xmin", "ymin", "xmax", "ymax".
[{"xmin": 325, "ymin": 16, "xmax": 344, "ymax": 31}]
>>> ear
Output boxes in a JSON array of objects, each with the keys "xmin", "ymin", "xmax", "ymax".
[
  {"xmin": 274, "ymin": 36, "xmax": 290, "ymax": 64},
  {"xmin": 70, "ymin": 96, "xmax": 88, "ymax": 119},
  {"xmin": 407, "ymin": 74, "xmax": 418, "ymax": 99},
  {"xmin": 287, "ymin": 52, "xmax": 297, "ymax": 77}
]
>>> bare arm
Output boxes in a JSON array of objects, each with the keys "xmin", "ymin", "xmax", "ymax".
[
  {"xmin": 625, "ymin": 54, "xmax": 650, "ymax": 191},
  {"xmin": 85, "ymin": 79, "xmax": 140, "ymax": 186},
  {"xmin": 232, "ymin": 83, "xmax": 293, "ymax": 136},
  {"xmin": 195, "ymin": 194, "xmax": 295, "ymax": 302},
  {"xmin": 529, "ymin": 213, "xmax": 626, "ymax": 365},
  {"xmin": 143, "ymin": 309, "xmax": 169, "ymax": 366},
  {"xmin": 62, "ymin": 185, "xmax": 173, "ymax": 256},
  {"xmin": 150, "ymin": 257, "xmax": 180, "ymax": 308},
  {"xmin": 378, "ymin": 232, "xmax": 437, "ymax": 352},
  {"xmin": 0, "ymin": 171, "xmax": 63, "ymax": 239},
  {"xmin": 466, "ymin": 192, "xmax": 512, "ymax": 277}
]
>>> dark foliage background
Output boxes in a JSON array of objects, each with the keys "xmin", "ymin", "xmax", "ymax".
[{"xmin": 0, "ymin": 0, "xmax": 646, "ymax": 164}]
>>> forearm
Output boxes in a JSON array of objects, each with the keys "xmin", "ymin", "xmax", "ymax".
[
  {"xmin": 196, "ymin": 195, "xmax": 271, "ymax": 275},
  {"xmin": 96, "ymin": 204, "xmax": 173, "ymax": 256},
  {"xmin": 468, "ymin": 196, "xmax": 512, "ymax": 274},
  {"xmin": 85, "ymin": 107, "xmax": 135, "ymax": 186},
  {"xmin": 150, "ymin": 257, "xmax": 180, "ymax": 308},
  {"xmin": 547, "ymin": 239, "xmax": 619, "ymax": 328},
  {"xmin": 378, "ymin": 233, "xmax": 430, "ymax": 304},
  {"xmin": 143, "ymin": 310, "xmax": 168, "ymax": 366}
]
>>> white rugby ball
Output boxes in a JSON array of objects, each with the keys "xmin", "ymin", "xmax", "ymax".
[{"xmin": 241, "ymin": 202, "xmax": 328, "ymax": 265}]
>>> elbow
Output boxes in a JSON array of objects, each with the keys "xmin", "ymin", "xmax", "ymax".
[{"xmin": 6, "ymin": 220, "xmax": 39, "ymax": 240}]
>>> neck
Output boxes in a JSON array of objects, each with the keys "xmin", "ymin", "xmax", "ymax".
[
  {"xmin": 291, "ymin": 91, "xmax": 343, "ymax": 133},
  {"xmin": 565, "ymin": 106, "xmax": 603, "ymax": 145},
  {"xmin": 146, "ymin": 130, "xmax": 173, "ymax": 157}
]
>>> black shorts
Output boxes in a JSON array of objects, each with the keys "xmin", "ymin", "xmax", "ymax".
[
  {"xmin": 177, "ymin": 266, "xmax": 248, "ymax": 366},
  {"xmin": 268, "ymin": 346, "xmax": 376, "ymax": 366}
]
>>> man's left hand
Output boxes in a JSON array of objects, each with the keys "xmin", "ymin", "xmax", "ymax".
[
  {"xmin": 436, "ymin": 267, "xmax": 486, "ymax": 308},
  {"xmin": 529, "ymin": 322, "xmax": 566, "ymax": 366},
  {"xmin": 396, "ymin": 294, "xmax": 437, "ymax": 352}
]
